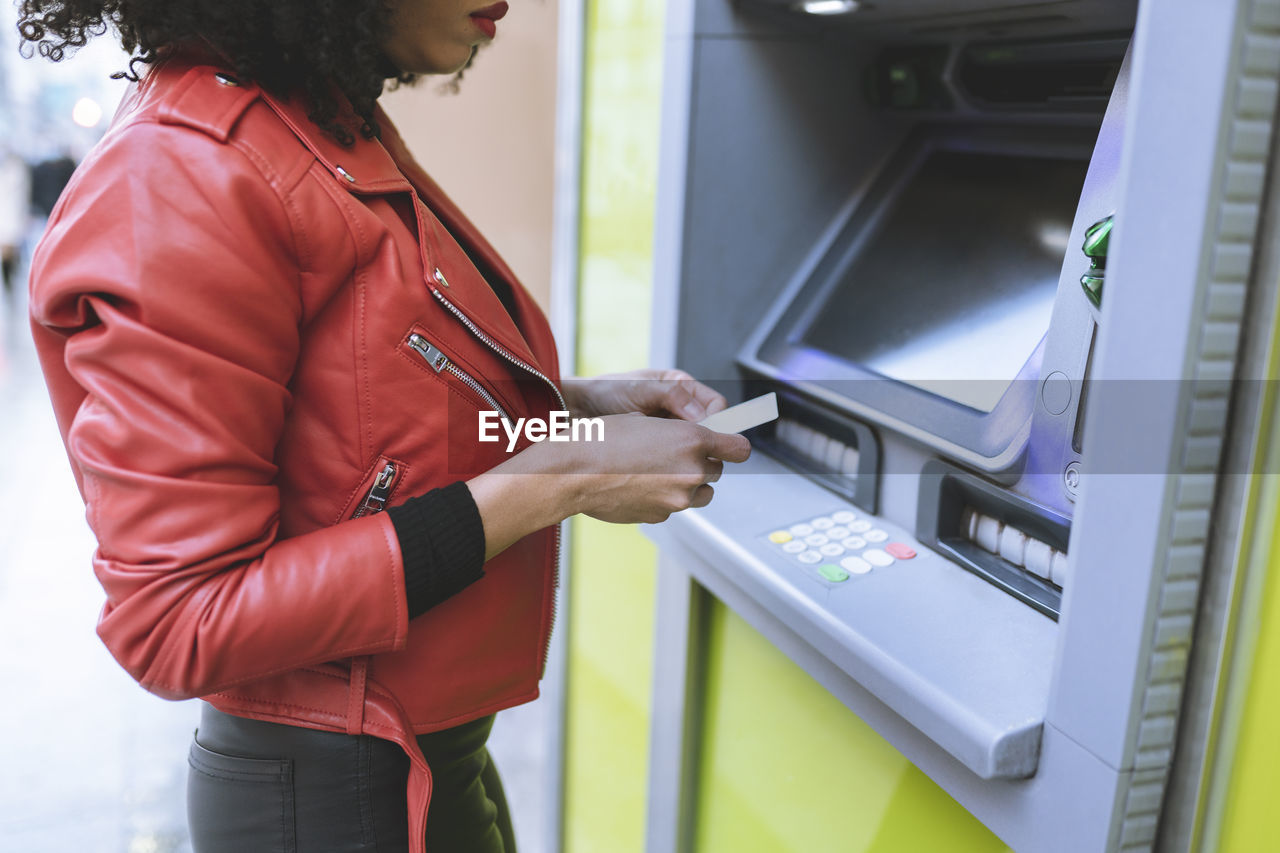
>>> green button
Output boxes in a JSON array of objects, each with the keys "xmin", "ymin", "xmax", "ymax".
[
  {"xmin": 1080, "ymin": 214, "xmax": 1113, "ymax": 309},
  {"xmin": 1080, "ymin": 272, "xmax": 1104, "ymax": 308},
  {"xmin": 1082, "ymin": 214, "xmax": 1113, "ymax": 259},
  {"xmin": 819, "ymin": 564, "xmax": 850, "ymax": 583}
]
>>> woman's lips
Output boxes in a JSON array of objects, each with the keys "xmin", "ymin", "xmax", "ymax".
[{"xmin": 470, "ymin": 1, "xmax": 508, "ymax": 38}]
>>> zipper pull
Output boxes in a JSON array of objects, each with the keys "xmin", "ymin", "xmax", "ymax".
[
  {"xmin": 407, "ymin": 334, "xmax": 449, "ymax": 373},
  {"xmin": 352, "ymin": 463, "xmax": 397, "ymax": 518}
]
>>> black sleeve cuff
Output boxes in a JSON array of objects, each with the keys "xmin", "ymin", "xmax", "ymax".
[{"xmin": 387, "ymin": 481, "xmax": 487, "ymax": 620}]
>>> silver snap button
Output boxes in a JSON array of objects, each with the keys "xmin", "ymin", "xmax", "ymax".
[
  {"xmin": 214, "ymin": 72, "xmax": 240, "ymax": 87},
  {"xmin": 336, "ymin": 165, "xmax": 356, "ymax": 183},
  {"xmin": 433, "ymin": 268, "xmax": 450, "ymax": 288}
]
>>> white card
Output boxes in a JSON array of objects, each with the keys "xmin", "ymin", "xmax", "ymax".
[{"xmin": 698, "ymin": 392, "xmax": 779, "ymax": 434}]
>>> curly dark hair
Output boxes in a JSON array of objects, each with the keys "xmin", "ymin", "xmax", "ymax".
[{"xmin": 16, "ymin": 0, "xmax": 419, "ymax": 146}]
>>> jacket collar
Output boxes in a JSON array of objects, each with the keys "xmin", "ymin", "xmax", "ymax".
[
  {"xmin": 255, "ymin": 88, "xmax": 415, "ymax": 195},
  {"xmin": 254, "ymin": 78, "xmax": 555, "ymax": 374},
  {"xmin": 140, "ymin": 50, "xmax": 556, "ymax": 377},
  {"xmin": 256, "ymin": 85, "xmax": 527, "ymax": 304}
]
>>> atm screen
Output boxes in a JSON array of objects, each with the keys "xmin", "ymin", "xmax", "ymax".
[{"xmin": 801, "ymin": 150, "xmax": 1089, "ymax": 412}]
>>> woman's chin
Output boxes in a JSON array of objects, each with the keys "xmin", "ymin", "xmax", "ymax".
[{"xmin": 390, "ymin": 45, "xmax": 477, "ymax": 77}]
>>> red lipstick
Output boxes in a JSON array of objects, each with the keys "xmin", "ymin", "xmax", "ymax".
[{"xmin": 470, "ymin": 1, "xmax": 508, "ymax": 39}]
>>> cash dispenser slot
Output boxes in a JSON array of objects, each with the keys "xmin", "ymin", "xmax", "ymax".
[
  {"xmin": 918, "ymin": 460, "xmax": 1071, "ymax": 619},
  {"xmin": 956, "ymin": 35, "xmax": 1128, "ymax": 111},
  {"xmin": 866, "ymin": 35, "xmax": 1128, "ymax": 116},
  {"xmin": 760, "ymin": 391, "xmax": 881, "ymax": 514}
]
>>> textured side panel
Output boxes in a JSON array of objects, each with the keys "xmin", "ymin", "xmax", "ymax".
[
  {"xmin": 1118, "ymin": 1, "xmax": 1280, "ymax": 846},
  {"xmin": 563, "ymin": 0, "xmax": 667, "ymax": 850}
]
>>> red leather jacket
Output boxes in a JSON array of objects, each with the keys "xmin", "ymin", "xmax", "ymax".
[{"xmin": 29, "ymin": 53, "xmax": 563, "ymax": 847}]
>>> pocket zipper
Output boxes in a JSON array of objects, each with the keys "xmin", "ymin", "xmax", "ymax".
[
  {"xmin": 407, "ymin": 333, "xmax": 514, "ymax": 426},
  {"xmin": 352, "ymin": 462, "xmax": 397, "ymax": 519}
]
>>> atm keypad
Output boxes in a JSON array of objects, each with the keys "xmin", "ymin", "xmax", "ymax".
[{"xmin": 764, "ymin": 509, "xmax": 918, "ymax": 584}]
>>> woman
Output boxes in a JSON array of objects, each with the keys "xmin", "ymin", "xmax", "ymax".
[{"xmin": 18, "ymin": 1, "xmax": 750, "ymax": 850}]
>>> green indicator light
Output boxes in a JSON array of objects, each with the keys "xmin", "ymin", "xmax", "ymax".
[
  {"xmin": 819, "ymin": 564, "xmax": 850, "ymax": 583},
  {"xmin": 1083, "ymin": 215, "xmax": 1112, "ymax": 258},
  {"xmin": 1080, "ymin": 272, "xmax": 1105, "ymax": 308},
  {"xmin": 1080, "ymin": 214, "xmax": 1114, "ymax": 309}
]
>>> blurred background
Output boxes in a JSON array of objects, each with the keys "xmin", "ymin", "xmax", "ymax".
[{"xmin": 0, "ymin": 2, "xmax": 561, "ymax": 850}]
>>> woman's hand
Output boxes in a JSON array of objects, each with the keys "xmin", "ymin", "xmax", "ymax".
[
  {"xmin": 561, "ymin": 369, "xmax": 729, "ymax": 422},
  {"xmin": 558, "ymin": 413, "xmax": 751, "ymax": 524},
  {"xmin": 466, "ymin": 412, "xmax": 751, "ymax": 557}
]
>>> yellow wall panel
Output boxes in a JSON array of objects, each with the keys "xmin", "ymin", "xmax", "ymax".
[{"xmin": 695, "ymin": 602, "xmax": 1012, "ymax": 853}]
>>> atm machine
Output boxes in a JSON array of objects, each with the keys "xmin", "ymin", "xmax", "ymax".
[{"xmin": 643, "ymin": 0, "xmax": 1280, "ymax": 850}]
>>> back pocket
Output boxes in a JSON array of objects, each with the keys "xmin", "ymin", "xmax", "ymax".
[{"xmin": 187, "ymin": 737, "xmax": 296, "ymax": 853}]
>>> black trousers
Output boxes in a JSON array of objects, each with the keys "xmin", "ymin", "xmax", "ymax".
[{"xmin": 187, "ymin": 702, "xmax": 516, "ymax": 852}]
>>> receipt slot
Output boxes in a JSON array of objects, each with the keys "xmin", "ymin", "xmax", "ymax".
[{"xmin": 643, "ymin": 1, "xmax": 1280, "ymax": 850}]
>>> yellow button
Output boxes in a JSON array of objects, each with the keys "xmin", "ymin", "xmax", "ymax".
[{"xmin": 768, "ymin": 531, "xmax": 793, "ymax": 544}]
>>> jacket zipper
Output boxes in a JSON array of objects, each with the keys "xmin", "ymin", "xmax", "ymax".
[
  {"xmin": 406, "ymin": 333, "xmax": 514, "ymax": 426},
  {"xmin": 352, "ymin": 462, "xmax": 398, "ymax": 519},
  {"xmin": 428, "ymin": 285, "xmax": 567, "ymax": 675}
]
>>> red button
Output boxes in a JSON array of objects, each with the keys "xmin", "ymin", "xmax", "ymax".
[{"xmin": 885, "ymin": 543, "xmax": 917, "ymax": 560}]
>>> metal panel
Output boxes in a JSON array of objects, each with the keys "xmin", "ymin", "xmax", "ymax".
[{"xmin": 543, "ymin": 0, "xmax": 587, "ymax": 846}]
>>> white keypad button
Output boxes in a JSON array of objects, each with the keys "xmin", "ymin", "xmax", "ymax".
[
  {"xmin": 832, "ymin": 510, "xmax": 857, "ymax": 524},
  {"xmin": 797, "ymin": 550, "xmax": 823, "ymax": 564},
  {"xmin": 863, "ymin": 549, "xmax": 894, "ymax": 567},
  {"xmin": 864, "ymin": 529, "xmax": 889, "ymax": 543},
  {"xmin": 811, "ymin": 517, "xmax": 835, "ymax": 530},
  {"xmin": 804, "ymin": 533, "xmax": 829, "ymax": 547},
  {"xmin": 782, "ymin": 540, "xmax": 807, "ymax": 554},
  {"xmin": 1024, "ymin": 539, "xmax": 1053, "ymax": 579},
  {"xmin": 848, "ymin": 520, "xmax": 872, "ymax": 534},
  {"xmin": 824, "ymin": 440, "xmax": 847, "ymax": 471},
  {"xmin": 999, "ymin": 526, "xmax": 1028, "ymax": 567},
  {"xmin": 819, "ymin": 543, "xmax": 845, "ymax": 557},
  {"xmin": 790, "ymin": 523, "xmax": 814, "ymax": 537},
  {"xmin": 826, "ymin": 526, "xmax": 851, "ymax": 540},
  {"xmin": 840, "ymin": 556, "xmax": 872, "ymax": 574},
  {"xmin": 1051, "ymin": 550, "xmax": 1070, "ymax": 586},
  {"xmin": 841, "ymin": 536, "xmax": 867, "ymax": 551},
  {"xmin": 974, "ymin": 514, "xmax": 1003, "ymax": 553}
]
